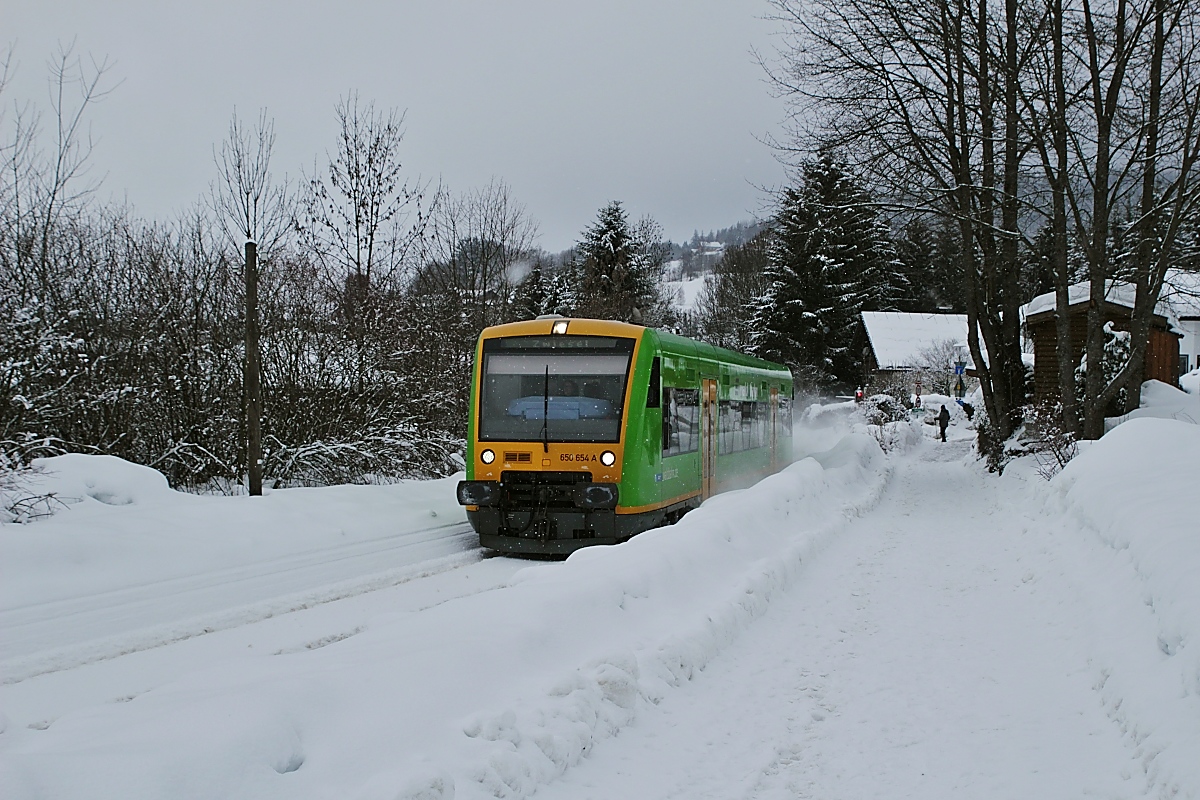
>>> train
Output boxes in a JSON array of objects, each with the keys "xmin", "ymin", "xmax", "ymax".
[{"xmin": 455, "ymin": 316, "xmax": 794, "ymax": 555}]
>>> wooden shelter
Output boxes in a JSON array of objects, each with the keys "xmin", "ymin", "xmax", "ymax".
[{"xmin": 1022, "ymin": 282, "xmax": 1181, "ymax": 403}]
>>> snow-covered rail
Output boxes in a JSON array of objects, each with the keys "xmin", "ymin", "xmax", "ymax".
[{"xmin": 2, "ymin": 522, "xmax": 480, "ymax": 683}]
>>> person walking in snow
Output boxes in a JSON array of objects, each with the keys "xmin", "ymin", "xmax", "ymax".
[{"xmin": 937, "ymin": 404, "xmax": 950, "ymax": 442}]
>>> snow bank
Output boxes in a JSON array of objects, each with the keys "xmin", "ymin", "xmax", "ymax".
[
  {"xmin": 28, "ymin": 454, "xmax": 175, "ymax": 507},
  {"xmin": 0, "ymin": 434, "xmax": 890, "ymax": 800},
  {"xmin": 2, "ymin": 456, "xmax": 464, "ymax": 600},
  {"xmin": 1105, "ymin": 379, "xmax": 1200, "ymax": 431},
  {"xmin": 1182, "ymin": 368, "xmax": 1200, "ymax": 396},
  {"xmin": 0, "ymin": 457, "xmax": 468, "ymax": 682},
  {"xmin": 2, "ymin": 453, "xmax": 177, "ymax": 522},
  {"xmin": 1052, "ymin": 417, "xmax": 1200, "ymax": 796}
]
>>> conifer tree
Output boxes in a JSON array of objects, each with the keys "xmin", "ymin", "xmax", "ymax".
[
  {"xmin": 573, "ymin": 201, "xmax": 669, "ymax": 324},
  {"xmin": 511, "ymin": 256, "xmax": 580, "ymax": 320},
  {"xmin": 749, "ymin": 154, "xmax": 900, "ymax": 391},
  {"xmin": 894, "ymin": 218, "xmax": 963, "ymax": 312},
  {"xmin": 511, "ymin": 262, "xmax": 550, "ymax": 321}
]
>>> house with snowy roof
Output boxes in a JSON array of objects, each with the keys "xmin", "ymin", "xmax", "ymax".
[
  {"xmin": 859, "ymin": 311, "xmax": 980, "ymax": 395},
  {"xmin": 1020, "ymin": 279, "xmax": 1182, "ymax": 403}
]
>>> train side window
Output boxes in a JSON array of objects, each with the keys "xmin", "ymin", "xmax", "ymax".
[
  {"xmin": 718, "ymin": 400, "xmax": 736, "ymax": 454},
  {"xmin": 778, "ymin": 396, "xmax": 793, "ymax": 432},
  {"xmin": 647, "ymin": 357, "xmax": 661, "ymax": 408},
  {"xmin": 663, "ymin": 387, "xmax": 699, "ymax": 456},
  {"xmin": 717, "ymin": 399, "xmax": 773, "ymax": 453}
]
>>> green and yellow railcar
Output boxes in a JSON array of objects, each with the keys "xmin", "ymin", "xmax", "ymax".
[{"xmin": 456, "ymin": 317, "xmax": 793, "ymax": 555}]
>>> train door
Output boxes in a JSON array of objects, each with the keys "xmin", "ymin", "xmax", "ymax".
[
  {"xmin": 700, "ymin": 378, "xmax": 718, "ymax": 499},
  {"xmin": 770, "ymin": 386, "xmax": 779, "ymax": 472}
]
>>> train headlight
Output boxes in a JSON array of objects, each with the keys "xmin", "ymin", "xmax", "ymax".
[
  {"xmin": 600, "ymin": 450, "xmax": 616, "ymax": 467},
  {"xmin": 480, "ymin": 449, "xmax": 496, "ymax": 464},
  {"xmin": 551, "ymin": 320, "xmax": 569, "ymax": 335}
]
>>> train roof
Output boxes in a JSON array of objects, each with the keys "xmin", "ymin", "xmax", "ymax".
[
  {"xmin": 479, "ymin": 318, "xmax": 790, "ymax": 381},
  {"xmin": 479, "ymin": 317, "xmax": 647, "ymax": 340},
  {"xmin": 649, "ymin": 328, "xmax": 790, "ymax": 378}
]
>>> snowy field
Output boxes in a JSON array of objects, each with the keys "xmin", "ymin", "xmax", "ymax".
[{"xmin": 2, "ymin": 386, "xmax": 1198, "ymax": 799}]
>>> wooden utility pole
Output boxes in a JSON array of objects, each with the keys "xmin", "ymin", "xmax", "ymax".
[{"xmin": 245, "ymin": 240, "xmax": 263, "ymax": 496}]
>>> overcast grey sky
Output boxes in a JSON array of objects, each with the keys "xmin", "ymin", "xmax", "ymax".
[{"xmin": 7, "ymin": 0, "xmax": 787, "ymax": 251}]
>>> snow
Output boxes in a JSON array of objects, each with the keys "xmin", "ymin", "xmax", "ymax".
[
  {"xmin": 664, "ymin": 273, "xmax": 709, "ymax": 313},
  {"xmin": 1022, "ymin": 280, "xmax": 1181, "ymax": 332},
  {"xmin": 1050, "ymin": 418, "xmax": 1200, "ymax": 797},
  {"xmin": 2, "ymin": 399, "xmax": 1198, "ymax": 799},
  {"xmin": 1105, "ymin": 378, "xmax": 1200, "ymax": 430},
  {"xmin": 859, "ymin": 311, "xmax": 978, "ymax": 369},
  {"xmin": 1, "ymin": 462, "xmax": 471, "ymax": 683},
  {"xmin": 1182, "ymin": 367, "xmax": 1200, "ymax": 396}
]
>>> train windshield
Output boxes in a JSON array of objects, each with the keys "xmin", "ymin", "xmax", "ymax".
[{"xmin": 478, "ymin": 335, "xmax": 636, "ymax": 443}]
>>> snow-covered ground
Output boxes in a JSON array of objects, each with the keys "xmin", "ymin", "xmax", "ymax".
[
  {"xmin": 664, "ymin": 274, "xmax": 709, "ymax": 314},
  {"xmin": 2, "ymin": 391, "xmax": 1197, "ymax": 799}
]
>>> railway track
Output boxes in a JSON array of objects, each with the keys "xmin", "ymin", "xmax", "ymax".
[{"xmin": 1, "ymin": 522, "xmax": 485, "ymax": 684}]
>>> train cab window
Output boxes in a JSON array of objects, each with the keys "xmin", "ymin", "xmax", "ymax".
[
  {"xmin": 478, "ymin": 335, "xmax": 635, "ymax": 444},
  {"xmin": 662, "ymin": 387, "xmax": 700, "ymax": 456}
]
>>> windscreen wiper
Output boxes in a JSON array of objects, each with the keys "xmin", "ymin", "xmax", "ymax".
[{"xmin": 541, "ymin": 365, "xmax": 549, "ymax": 453}]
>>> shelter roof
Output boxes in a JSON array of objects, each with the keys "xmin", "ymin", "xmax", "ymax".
[{"xmin": 1022, "ymin": 280, "xmax": 1179, "ymax": 329}]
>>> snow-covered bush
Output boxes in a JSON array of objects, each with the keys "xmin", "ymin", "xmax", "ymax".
[
  {"xmin": 1074, "ymin": 321, "xmax": 1130, "ymax": 416},
  {"xmin": 0, "ymin": 453, "xmax": 64, "ymax": 523},
  {"xmin": 263, "ymin": 424, "xmax": 463, "ymax": 488},
  {"xmin": 1022, "ymin": 402, "xmax": 1078, "ymax": 480},
  {"xmin": 861, "ymin": 393, "xmax": 908, "ymax": 426},
  {"xmin": 859, "ymin": 392, "xmax": 911, "ymax": 453},
  {"xmin": 975, "ymin": 414, "xmax": 1010, "ymax": 474}
]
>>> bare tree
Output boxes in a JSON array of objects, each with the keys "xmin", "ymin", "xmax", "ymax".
[
  {"xmin": 1, "ymin": 43, "xmax": 115, "ymax": 475},
  {"xmin": 2, "ymin": 42, "xmax": 114, "ymax": 306},
  {"xmin": 765, "ymin": 0, "xmax": 1033, "ymax": 440},
  {"xmin": 1022, "ymin": 0, "xmax": 1200, "ymax": 436},
  {"xmin": 696, "ymin": 232, "xmax": 772, "ymax": 352},
  {"xmin": 210, "ymin": 108, "xmax": 292, "ymax": 256},
  {"xmin": 1076, "ymin": 0, "xmax": 1200, "ymax": 433},
  {"xmin": 300, "ymin": 93, "xmax": 431, "ymax": 391},
  {"xmin": 210, "ymin": 110, "xmax": 294, "ymax": 495},
  {"xmin": 915, "ymin": 338, "xmax": 968, "ymax": 395},
  {"xmin": 405, "ymin": 180, "xmax": 538, "ymax": 435},
  {"xmin": 415, "ymin": 178, "xmax": 538, "ymax": 331},
  {"xmin": 301, "ymin": 93, "xmax": 429, "ymax": 293}
]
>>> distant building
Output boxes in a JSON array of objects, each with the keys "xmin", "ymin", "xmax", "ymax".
[
  {"xmin": 860, "ymin": 311, "xmax": 980, "ymax": 396},
  {"xmin": 1163, "ymin": 270, "xmax": 1200, "ymax": 376},
  {"xmin": 1021, "ymin": 280, "xmax": 1182, "ymax": 403}
]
